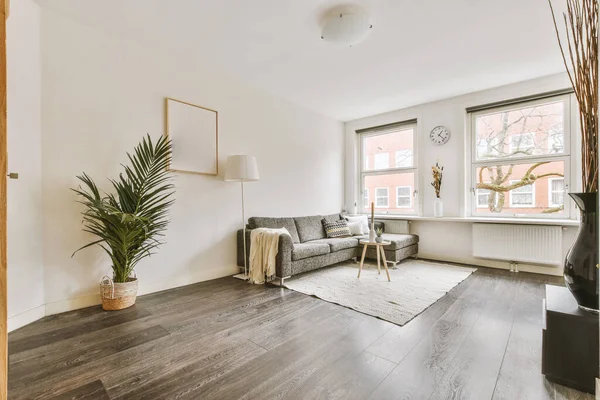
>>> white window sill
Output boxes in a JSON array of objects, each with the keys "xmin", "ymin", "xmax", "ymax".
[{"xmin": 369, "ymin": 214, "xmax": 580, "ymax": 227}]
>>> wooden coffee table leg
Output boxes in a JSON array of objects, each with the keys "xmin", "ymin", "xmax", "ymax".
[
  {"xmin": 380, "ymin": 246, "xmax": 391, "ymax": 282},
  {"xmin": 358, "ymin": 244, "xmax": 368, "ymax": 278},
  {"xmin": 376, "ymin": 244, "xmax": 381, "ymax": 275}
]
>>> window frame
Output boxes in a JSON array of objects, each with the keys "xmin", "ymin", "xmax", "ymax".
[
  {"xmin": 468, "ymin": 93, "xmax": 575, "ymax": 219},
  {"xmin": 375, "ymin": 187, "xmax": 389, "ymax": 208},
  {"xmin": 508, "ymin": 180, "xmax": 536, "ymax": 208},
  {"xmin": 548, "ymin": 177, "xmax": 565, "ymax": 208},
  {"xmin": 396, "ymin": 186, "xmax": 412, "ymax": 208},
  {"xmin": 358, "ymin": 121, "xmax": 418, "ymax": 215}
]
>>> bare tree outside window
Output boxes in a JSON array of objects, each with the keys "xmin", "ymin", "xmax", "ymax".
[{"xmin": 472, "ymin": 99, "xmax": 570, "ymax": 216}]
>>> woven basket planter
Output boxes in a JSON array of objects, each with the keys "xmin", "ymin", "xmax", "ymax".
[{"xmin": 100, "ymin": 275, "xmax": 138, "ymax": 311}]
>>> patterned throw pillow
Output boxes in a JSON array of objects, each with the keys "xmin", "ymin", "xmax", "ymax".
[{"xmin": 322, "ymin": 219, "xmax": 352, "ymax": 238}]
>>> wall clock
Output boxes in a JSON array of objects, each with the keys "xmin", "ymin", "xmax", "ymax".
[{"xmin": 430, "ymin": 126, "xmax": 450, "ymax": 145}]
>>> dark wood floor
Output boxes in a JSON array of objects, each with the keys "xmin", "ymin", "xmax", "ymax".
[{"xmin": 7, "ymin": 263, "xmax": 595, "ymax": 400}]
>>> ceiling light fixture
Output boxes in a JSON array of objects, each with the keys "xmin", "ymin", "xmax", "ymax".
[{"xmin": 321, "ymin": 7, "xmax": 372, "ymax": 47}]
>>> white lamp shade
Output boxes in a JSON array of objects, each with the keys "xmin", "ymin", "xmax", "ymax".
[{"xmin": 224, "ymin": 155, "xmax": 260, "ymax": 182}]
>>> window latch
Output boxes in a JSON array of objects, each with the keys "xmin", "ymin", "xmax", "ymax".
[{"xmin": 413, "ymin": 190, "xmax": 418, "ymax": 197}]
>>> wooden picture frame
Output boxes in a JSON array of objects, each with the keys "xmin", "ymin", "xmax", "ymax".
[{"xmin": 164, "ymin": 97, "xmax": 218, "ymax": 176}]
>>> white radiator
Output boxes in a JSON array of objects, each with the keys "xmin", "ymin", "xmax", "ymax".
[
  {"xmin": 472, "ymin": 223, "xmax": 562, "ymax": 266},
  {"xmin": 381, "ymin": 220, "xmax": 410, "ymax": 234}
]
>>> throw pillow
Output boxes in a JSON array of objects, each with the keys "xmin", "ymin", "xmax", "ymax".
[
  {"xmin": 322, "ymin": 219, "xmax": 352, "ymax": 238},
  {"xmin": 344, "ymin": 215, "xmax": 369, "ymax": 234},
  {"xmin": 347, "ymin": 221, "xmax": 363, "ymax": 236}
]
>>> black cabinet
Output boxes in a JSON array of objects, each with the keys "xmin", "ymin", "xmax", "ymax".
[{"xmin": 542, "ymin": 285, "xmax": 599, "ymax": 394}]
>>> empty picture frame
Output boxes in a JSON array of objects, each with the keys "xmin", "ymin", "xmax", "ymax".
[{"xmin": 165, "ymin": 97, "xmax": 218, "ymax": 175}]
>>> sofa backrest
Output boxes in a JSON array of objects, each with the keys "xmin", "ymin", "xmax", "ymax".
[
  {"xmin": 293, "ymin": 213, "xmax": 342, "ymax": 242},
  {"xmin": 248, "ymin": 217, "xmax": 301, "ymax": 243},
  {"xmin": 247, "ymin": 213, "xmax": 346, "ymax": 244},
  {"xmin": 293, "ymin": 215, "xmax": 325, "ymax": 242}
]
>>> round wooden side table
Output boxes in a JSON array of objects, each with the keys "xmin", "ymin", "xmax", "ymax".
[{"xmin": 358, "ymin": 239, "xmax": 391, "ymax": 282}]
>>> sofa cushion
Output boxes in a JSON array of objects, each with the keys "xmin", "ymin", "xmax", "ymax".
[
  {"xmin": 292, "ymin": 243, "xmax": 330, "ymax": 261},
  {"xmin": 294, "ymin": 215, "xmax": 326, "ymax": 242},
  {"xmin": 357, "ymin": 233, "xmax": 418, "ymax": 249},
  {"xmin": 310, "ymin": 237, "xmax": 359, "ymax": 252},
  {"xmin": 248, "ymin": 217, "xmax": 300, "ymax": 243}
]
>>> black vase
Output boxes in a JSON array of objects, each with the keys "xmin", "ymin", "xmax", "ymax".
[{"xmin": 564, "ymin": 192, "xmax": 599, "ymax": 312}]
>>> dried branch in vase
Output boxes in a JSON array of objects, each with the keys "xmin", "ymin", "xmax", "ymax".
[
  {"xmin": 549, "ymin": 0, "xmax": 598, "ymax": 193},
  {"xmin": 431, "ymin": 163, "xmax": 443, "ymax": 199}
]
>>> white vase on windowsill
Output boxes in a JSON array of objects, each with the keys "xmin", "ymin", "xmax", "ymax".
[{"xmin": 434, "ymin": 197, "xmax": 443, "ymax": 218}]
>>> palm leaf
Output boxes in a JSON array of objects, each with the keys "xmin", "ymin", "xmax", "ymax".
[{"xmin": 72, "ymin": 134, "xmax": 175, "ymax": 282}]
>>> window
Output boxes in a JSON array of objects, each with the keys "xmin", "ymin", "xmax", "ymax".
[
  {"xmin": 375, "ymin": 187, "xmax": 389, "ymax": 208},
  {"xmin": 396, "ymin": 186, "xmax": 412, "ymax": 208},
  {"xmin": 509, "ymin": 180, "xmax": 535, "ymax": 207},
  {"xmin": 548, "ymin": 178, "xmax": 565, "ymax": 208},
  {"xmin": 358, "ymin": 121, "xmax": 418, "ymax": 215},
  {"xmin": 476, "ymin": 189, "xmax": 491, "ymax": 208},
  {"xmin": 470, "ymin": 94, "xmax": 572, "ymax": 218},
  {"xmin": 476, "ymin": 138, "xmax": 491, "ymax": 159},
  {"xmin": 548, "ymin": 128, "xmax": 564, "ymax": 153},
  {"xmin": 395, "ymin": 150, "xmax": 413, "ymax": 168},
  {"xmin": 374, "ymin": 153, "xmax": 389, "ymax": 170},
  {"xmin": 509, "ymin": 132, "xmax": 535, "ymax": 155}
]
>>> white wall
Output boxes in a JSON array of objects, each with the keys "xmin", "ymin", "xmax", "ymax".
[
  {"xmin": 345, "ymin": 74, "xmax": 578, "ymax": 276},
  {"xmin": 40, "ymin": 9, "xmax": 344, "ymax": 313},
  {"xmin": 6, "ymin": 0, "xmax": 45, "ymax": 330}
]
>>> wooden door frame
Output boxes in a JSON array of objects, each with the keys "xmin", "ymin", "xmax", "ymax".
[{"xmin": 1, "ymin": 0, "xmax": 7, "ymax": 398}]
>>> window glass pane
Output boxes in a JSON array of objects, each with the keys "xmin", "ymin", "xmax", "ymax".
[
  {"xmin": 475, "ymin": 101, "xmax": 564, "ymax": 161},
  {"xmin": 548, "ymin": 129, "xmax": 564, "ymax": 153},
  {"xmin": 374, "ymin": 153, "xmax": 389, "ymax": 170},
  {"xmin": 364, "ymin": 172, "xmax": 415, "ymax": 214},
  {"xmin": 549, "ymin": 178, "xmax": 564, "ymax": 206},
  {"xmin": 363, "ymin": 128, "xmax": 414, "ymax": 171},
  {"xmin": 375, "ymin": 188, "xmax": 389, "ymax": 207},
  {"xmin": 363, "ymin": 189, "xmax": 369, "ymax": 209},
  {"xmin": 476, "ymin": 189, "xmax": 491, "ymax": 207},
  {"xmin": 475, "ymin": 160, "xmax": 565, "ymax": 215},
  {"xmin": 395, "ymin": 150, "xmax": 413, "ymax": 168},
  {"xmin": 396, "ymin": 186, "xmax": 412, "ymax": 208}
]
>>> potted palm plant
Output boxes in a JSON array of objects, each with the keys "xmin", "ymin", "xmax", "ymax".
[{"xmin": 72, "ymin": 134, "xmax": 174, "ymax": 310}]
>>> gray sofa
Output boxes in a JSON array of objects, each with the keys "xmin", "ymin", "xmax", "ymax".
[{"xmin": 237, "ymin": 213, "xmax": 419, "ymax": 283}]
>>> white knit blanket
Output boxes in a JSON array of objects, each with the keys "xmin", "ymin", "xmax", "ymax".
[{"xmin": 249, "ymin": 228, "xmax": 289, "ymax": 284}]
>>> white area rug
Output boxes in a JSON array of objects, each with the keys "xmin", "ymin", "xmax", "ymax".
[{"xmin": 285, "ymin": 260, "xmax": 476, "ymax": 326}]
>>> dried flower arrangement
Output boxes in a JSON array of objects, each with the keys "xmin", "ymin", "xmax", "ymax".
[
  {"xmin": 431, "ymin": 162, "xmax": 443, "ymax": 199},
  {"xmin": 548, "ymin": 0, "xmax": 598, "ymax": 193}
]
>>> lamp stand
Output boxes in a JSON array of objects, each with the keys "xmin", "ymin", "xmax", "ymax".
[{"xmin": 234, "ymin": 180, "xmax": 250, "ymax": 281}]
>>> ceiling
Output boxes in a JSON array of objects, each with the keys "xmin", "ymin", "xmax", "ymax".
[{"xmin": 36, "ymin": 0, "xmax": 568, "ymax": 121}]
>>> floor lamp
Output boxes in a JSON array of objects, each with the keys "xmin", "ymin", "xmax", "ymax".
[{"xmin": 225, "ymin": 155, "xmax": 260, "ymax": 280}]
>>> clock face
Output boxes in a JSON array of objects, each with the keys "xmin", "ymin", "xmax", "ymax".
[{"xmin": 430, "ymin": 126, "xmax": 450, "ymax": 145}]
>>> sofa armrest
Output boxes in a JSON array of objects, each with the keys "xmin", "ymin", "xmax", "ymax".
[
  {"xmin": 275, "ymin": 234, "xmax": 293, "ymax": 278},
  {"xmin": 236, "ymin": 229, "xmax": 251, "ymax": 268},
  {"xmin": 237, "ymin": 229, "xmax": 293, "ymax": 278}
]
